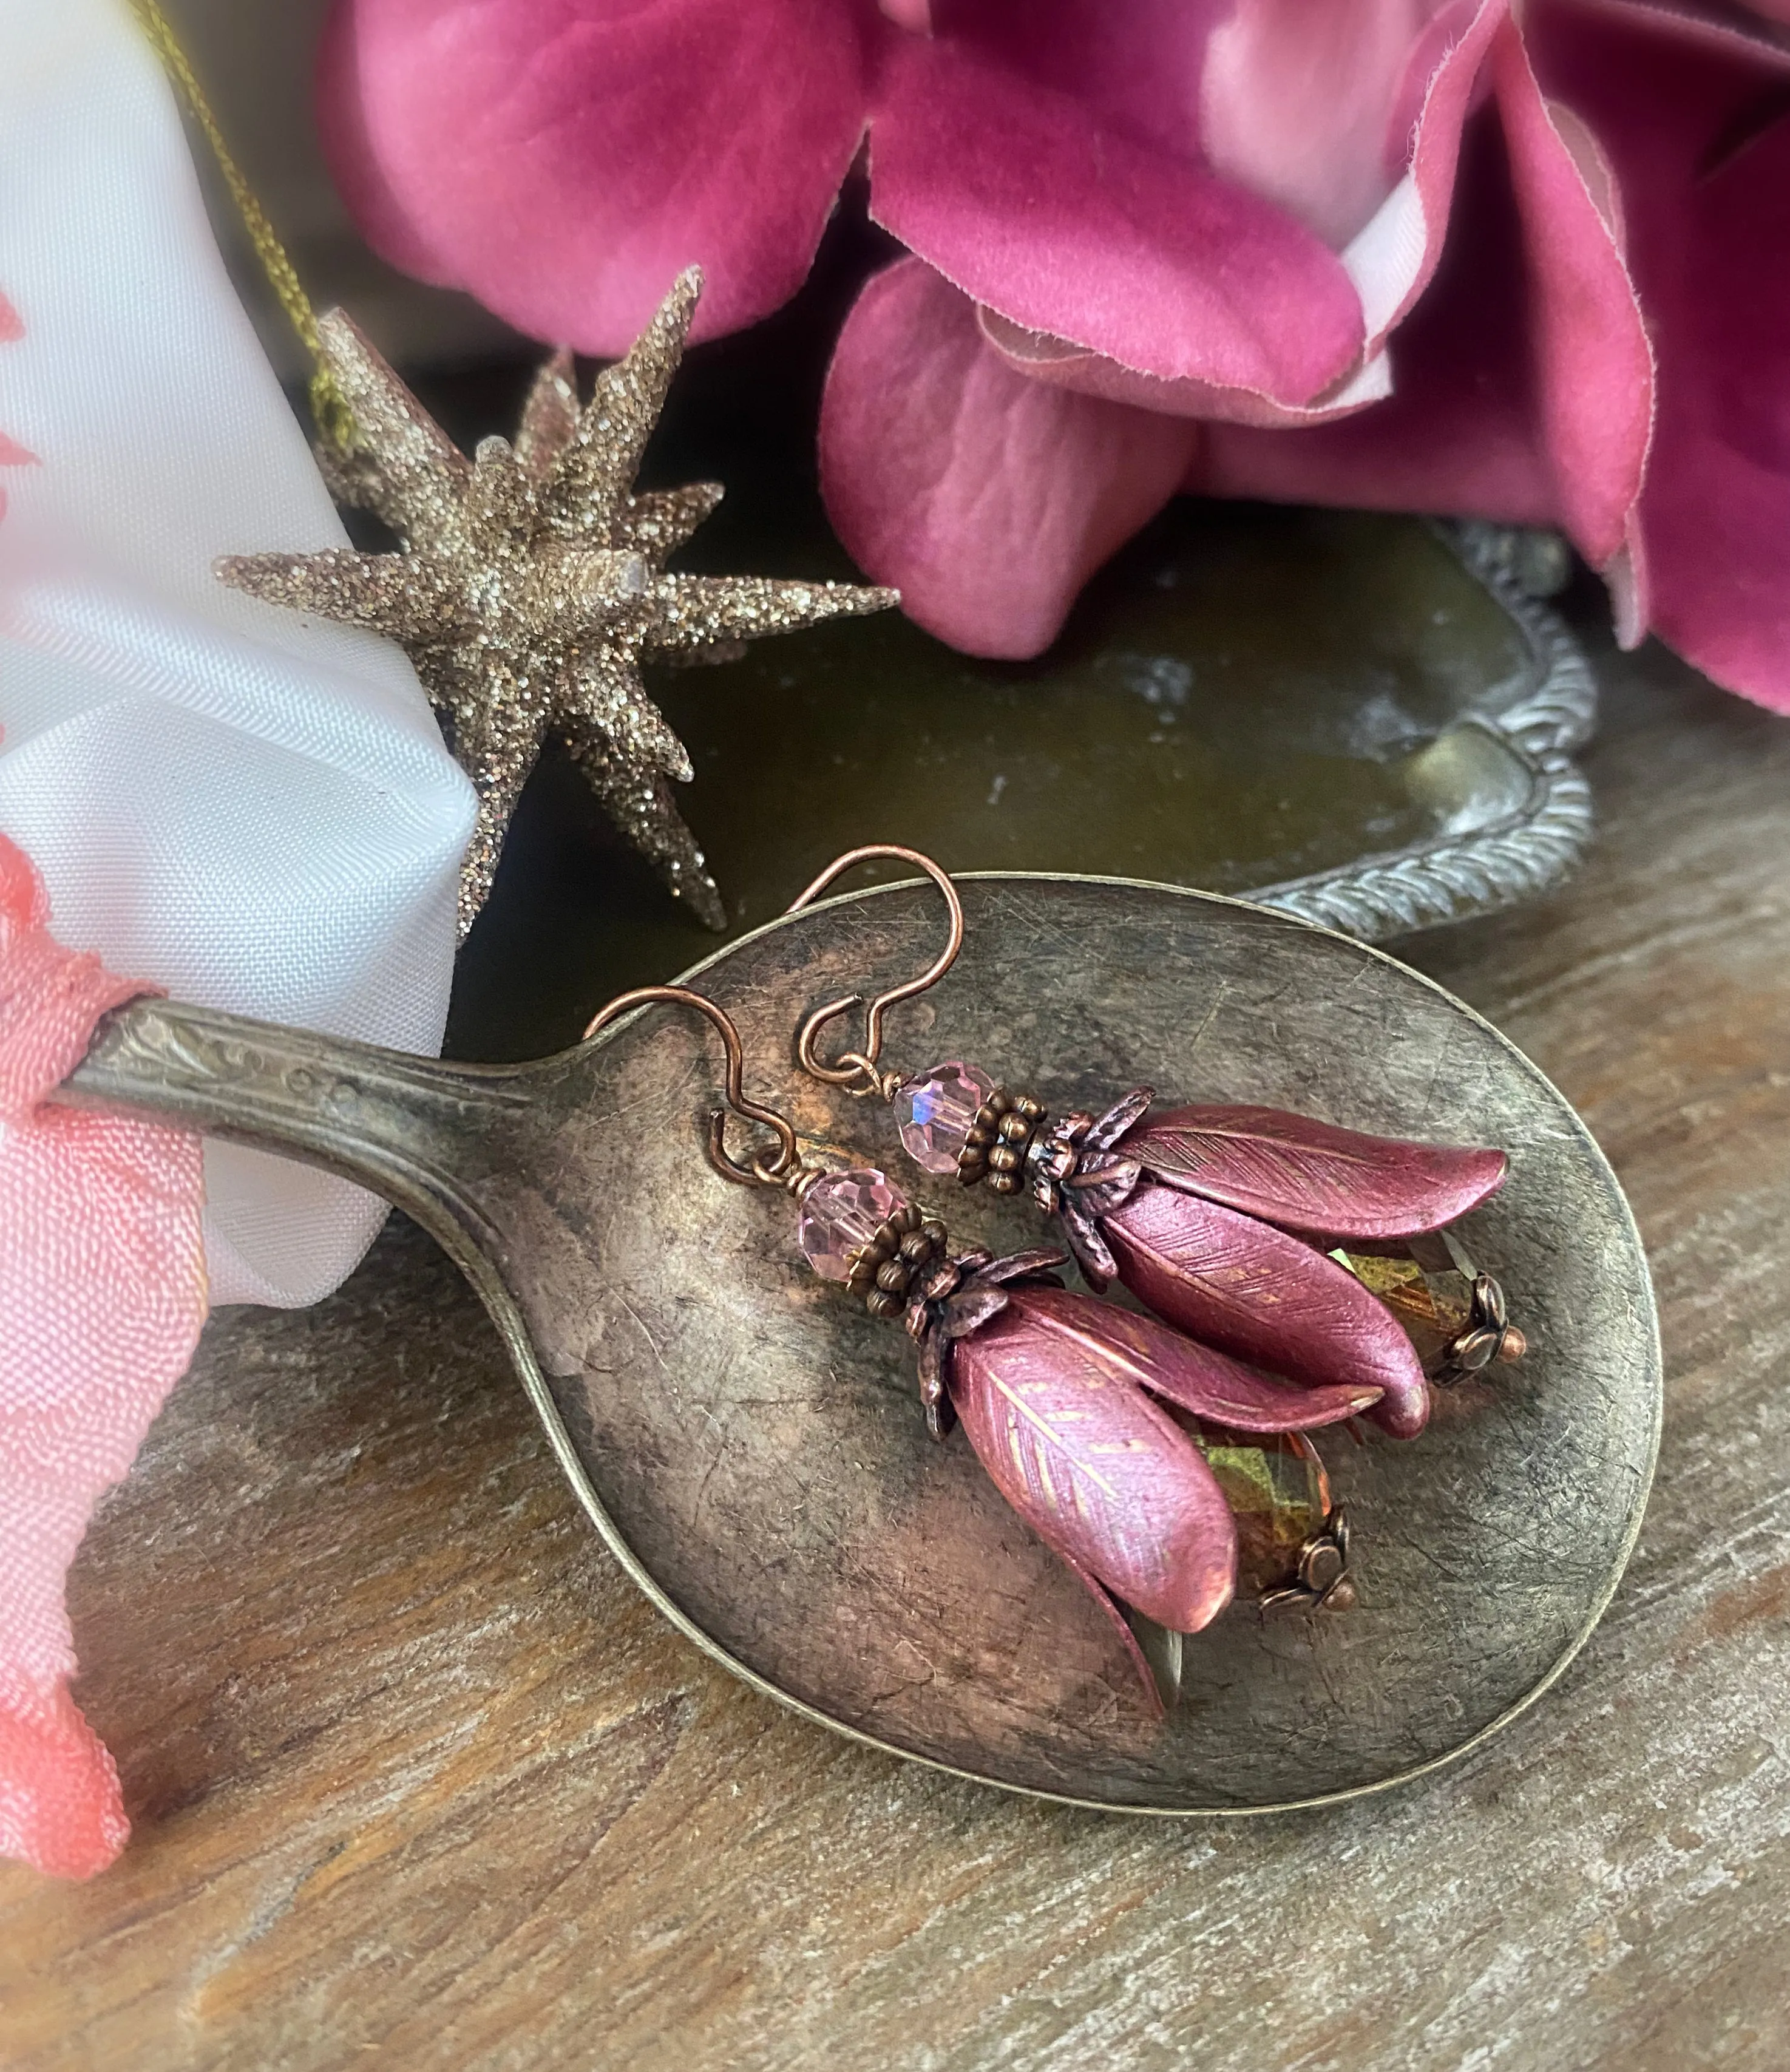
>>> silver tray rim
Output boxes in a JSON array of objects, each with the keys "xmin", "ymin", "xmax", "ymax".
[{"xmin": 1252, "ymin": 523, "xmax": 1596, "ymax": 940}]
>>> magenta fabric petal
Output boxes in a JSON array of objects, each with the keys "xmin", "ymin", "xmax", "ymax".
[
  {"xmin": 922, "ymin": 0, "xmax": 1232, "ymax": 161},
  {"xmin": 866, "ymin": 34, "xmax": 1365, "ymax": 400},
  {"xmin": 1566, "ymin": 0, "xmax": 1790, "ymax": 54},
  {"xmin": 820, "ymin": 260, "xmax": 1198, "ymax": 657},
  {"xmin": 1201, "ymin": 0, "xmax": 1448, "ymax": 247},
  {"xmin": 314, "ymin": 3, "xmax": 458, "ymax": 287},
  {"xmin": 1343, "ymin": 0, "xmax": 1507, "ymax": 357},
  {"xmin": 316, "ymin": 0, "xmax": 868, "ymax": 352},
  {"xmin": 976, "ymin": 305, "xmax": 1394, "ymax": 430},
  {"xmin": 1530, "ymin": 4, "xmax": 1790, "ymax": 710},
  {"xmin": 964, "ymin": 2, "xmax": 1502, "ymax": 436}
]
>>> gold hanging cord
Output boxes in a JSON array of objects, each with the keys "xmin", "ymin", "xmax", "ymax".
[{"xmin": 125, "ymin": 0, "xmax": 356, "ymax": 453}]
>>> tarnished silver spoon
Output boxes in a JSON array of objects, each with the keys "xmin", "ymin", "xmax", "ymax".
[{"xmin": 53, "ymin": 873, "xmax": 1659, "ymax": 1813}]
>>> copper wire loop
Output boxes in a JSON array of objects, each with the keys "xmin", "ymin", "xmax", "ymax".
[
  {"xmin": 583, "ymin": 985, "xmax": 801, "ymax": 1189},
  {"xmin": 785, "ymin": 846, "xmax": 966, "ymax": 1096}
]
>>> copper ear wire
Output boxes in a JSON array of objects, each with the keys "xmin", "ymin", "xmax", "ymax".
[
  {"xmin": 785, "ymin": 846, "xmax": 966, "ymax": 1099},
  {"xmin": 580, "ymin": 850, "xmax": 963, "ymax": 1186},
  {"xmin": 582, "ymin": 985, "xmax": 807, "ymax": 1191}
]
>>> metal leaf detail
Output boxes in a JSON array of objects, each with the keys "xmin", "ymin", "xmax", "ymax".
[
  {"xmin": 939, "ymin": 1288, "xmax": 1009, "ymax": 1340},
  {"xmin": 1120, "ymin": 1104, "xmax": 1507, "ymax": 1239},
  {"xmin": 1060, "ymin": 1197, "xmax": 1117, "ymax": 1287},
  {"xmin": 1102, "ymin": 1184, "xmax": 1431, "ymax": 1438},
  {"xmin": 1055, "ymin": 1550, "xmax": 1179, "ymax": 1717},
  {"xmin": 948, "ymin": 1289, "xmax": 1238, "ymax": 1634},
  {"xmin": 1085, "ymin": 1085, "xmax": 1155, "ymax": 1155},
  {"xmin": 1067, "ymin": 1155, "xmax": 1143, "ymax": 1213},
  {"xmin": 1007, "ymin": 1287, "xmax": 1381, "ymax": 1433},
  {"xmin": 974, "ymin": 1248, "xmax": 1071, "ymax": 1288}
]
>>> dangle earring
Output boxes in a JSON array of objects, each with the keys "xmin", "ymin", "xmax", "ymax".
[
  {"xmin": 582, "ymin": 984, "xmax": 1385, "ymax": 1710},
  {"xmin": 787, "ymin": 847, "xmax": 1528, "ymax": 1448}
]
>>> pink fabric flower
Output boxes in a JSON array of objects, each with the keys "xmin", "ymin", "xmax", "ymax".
[
  {"xmin": 0, "ymin": 829, "xmax": 207, "ymax": 1878},
  {"xmin": 319, "ymin": 0, "xmax": 1790, "ymax": 710}
]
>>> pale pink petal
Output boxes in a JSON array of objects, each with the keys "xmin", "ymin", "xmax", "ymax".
[
  {"xmin": 0, "ymin": 835, "xmax": 208, "ymax": 1878},
  {"xmin": 1350, "ymin": 0, "xmax": 1508, "ymax": 356},
  {"xmin": 0, "ymin": 294, "xmax": 22, "ymax": 344},
  {"xmin": 820, "ymin": 260, "xmax": 1198, "ymax": 657},
  {"xmin": 1201, "ymin": 0, "xmax": 1447, "ymax": 248},
  {"xmin": 1188, "ymin": 117, "xmax": 1555, "ymax": 526},
  {"xmin": 1532, "ymin": 4, "xmax": 1790, "ymax": 708},
  {"xmin": 317, "ymin": 0, "xmax": 868, "ymax": 352},
  {"xmin": 866, "ymin": 34, "xmax": 1365, "ymax": 401}
]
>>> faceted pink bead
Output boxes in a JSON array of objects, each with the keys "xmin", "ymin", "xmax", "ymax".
[
  {"xmin": 893, "ymin": 1060, "xmax": 995, "ymax": 1175},
  {"xmin": 798, "ymin": 1167, "xmax": 906, "ymax": 1282}
]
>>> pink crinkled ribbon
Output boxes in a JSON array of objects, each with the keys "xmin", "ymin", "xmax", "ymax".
[{"xmin": 0, "ymin": 832, "xmax": 206, "ymax": 1878}]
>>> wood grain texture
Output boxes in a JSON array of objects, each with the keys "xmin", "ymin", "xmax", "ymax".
[{"xmin": 4, "ymin": 624, "xmax": 1788, "ymax": 2071}]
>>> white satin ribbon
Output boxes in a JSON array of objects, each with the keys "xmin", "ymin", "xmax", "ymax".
[{"xmin": 0, "ymin": 0, "xmax": 476, "ymax": 1305}]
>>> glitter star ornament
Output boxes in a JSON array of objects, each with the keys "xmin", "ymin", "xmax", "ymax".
[{"xmin": 218, "ymin": 270, "xmax": 895, "ymax": 934}]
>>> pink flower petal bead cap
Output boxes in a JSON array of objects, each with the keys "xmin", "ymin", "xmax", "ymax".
[
  {"xmin": 798, "ymin": 1168, "xmax": 906, "ymax": 1282},
  {"xmin": 893, "ymin": 1061, "xmax": 994, "ymax": 1175}
]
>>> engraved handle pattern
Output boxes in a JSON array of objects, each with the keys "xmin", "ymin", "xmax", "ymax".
[{"xmin": 56, "ymin": 995, "xmax": 523, "ymax": 1252}]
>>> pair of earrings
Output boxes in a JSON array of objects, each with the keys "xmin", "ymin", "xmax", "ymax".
[{"xmin": 586, "ymin": 847, "xmax": 1524, "ymax": 1713}]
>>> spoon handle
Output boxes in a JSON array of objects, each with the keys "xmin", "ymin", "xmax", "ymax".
[{"xmin": 52, "ymin": 993, "xmax": 521, "ymax": 1257}]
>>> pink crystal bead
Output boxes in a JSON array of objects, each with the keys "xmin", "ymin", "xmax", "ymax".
[
  {"xmin": 893, "ymin": 1061, "xmax": 995, "ymax": 1175},
  {"xmin": 798, "ymin": 1168, "xmax": 906, "ymax": 1282}
]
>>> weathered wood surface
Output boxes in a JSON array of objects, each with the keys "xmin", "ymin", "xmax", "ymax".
[{"xmin": 3, "ymin": 626, "xmax": 1787, "ymax": 2071}]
